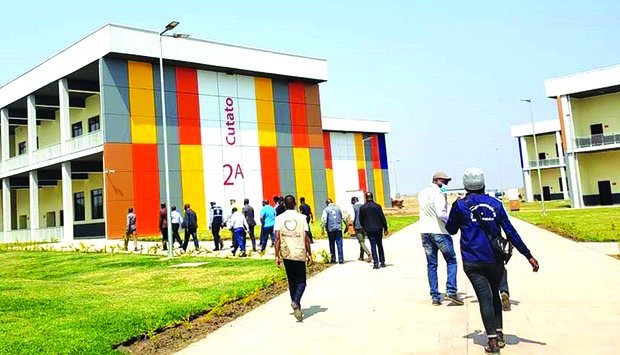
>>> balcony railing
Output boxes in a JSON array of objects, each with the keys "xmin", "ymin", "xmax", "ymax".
[
  {"xmin": 66, "ymin": 130, "xmax": 103, "ymax": 155},
  {"xmin": 4, "ymin": 154, "xmax": 29, "ymax": 171},
  {"xmin": 2, "ymin": 227, "xmax": 63, "ymax": 243},
  {"xmin": 528, "ymin": 158, "xmax": 561, "ymax": 168},
  {"xmin": 574, "ymin": 133, "xmax": 620, "ymax": 149},
  {"xmin": 32, "ymin": 143, "xmax": 61, "ymax": 165}
]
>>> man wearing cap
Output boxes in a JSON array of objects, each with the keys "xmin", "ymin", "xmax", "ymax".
[{"xmin": 417, "ymin": 172, "xmax": 464, "ymax": 306}]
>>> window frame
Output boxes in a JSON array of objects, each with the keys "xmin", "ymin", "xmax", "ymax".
[
  {"xmin": 90, "ymin": 188, "xmax": 103, "ymax": 220},
  {"xmin": 74, "ymin": 191, "xmax": 85, "ymax": 221}
]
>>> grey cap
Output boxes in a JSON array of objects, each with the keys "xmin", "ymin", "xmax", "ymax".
[
  {"xmin": 463, "ymin": 167, "xmax": 485, "ymax": 191},
  {"xmin": 432, "ymin": 171, "xmax": 451, "ymax": 181}
]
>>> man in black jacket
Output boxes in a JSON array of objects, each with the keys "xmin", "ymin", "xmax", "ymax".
[{"xmin": 359, "ymin": 192, "xmax": 389, "ymax": 269}]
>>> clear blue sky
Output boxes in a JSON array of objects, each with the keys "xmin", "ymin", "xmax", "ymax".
[{"xmin": 2, "ymin": 0, "xmax": 620, "ymax": 194}]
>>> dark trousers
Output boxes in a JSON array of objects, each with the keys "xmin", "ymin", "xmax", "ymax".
[
  {"xmin": 182, "ymin": 227, "xmax": 199, "ymax": 251},
  {"xmin": 464, "ymin": 262, "xmax": 504, "ymax": 337},
  {"xmin": 260, "ymin": 226, "xmax": 275, "ymax": 251},
  {"xmin": 232, "ymin": 227, "xmax": 245, "ymax": 254},
  {"xmin": 171, "ymin": 223, "xmax": 183, "ymax": 247},
  {"xmin": 247, "ymin": 225, "xmax": 256, "ymax": 251},
  {"xmin": 283, "ymin": 259, "xmax": 307, "ymax": 307},
  {"xmin": 212, "ymin": 222, "xmax": 223, "ymax": 249},
  {"xmin": 327, "ymin": 230, "xmax": 344, "ymax": 263},
  {"xmin": 306, "ymin": 219, "xmax": 314, "ymax": 243},
  {"xmin": 161, "ymin": 227, "xmax": 168, "ymax": 249},
  {"xmin": 367, "ymin": 230, "xmax": 385, "ymax": 265},
  {"xmin": 500, "ymin": 268, "xmax": 509, "ymax": 295}
]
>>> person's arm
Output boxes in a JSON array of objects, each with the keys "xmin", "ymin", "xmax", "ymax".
[
  {"xmin": 358, "ymin": 206, "xmax": 366, "ymax": 230},
  {"xmin": 434, "ymin": 192, "xmax": 449, "ymax": 224},
  {"xmin": 304, "ymin": 218, "xmax": 313, "ymax": 265},
  {"xmin": 321, "ymin": 208, "xmax": 327, "ymax": 229},
  {"xmin": 274, "ymin": 230, "xmax": 282, "ymax": 267},
  {"xmin": 445, "ymin": 201, "xmax": 462, "ymax": 235},
  {"xmin": 309, "ymin": 208, "xmax": 314, "ymax": 223},
  {"xmin": 379, "ymin": 206, "xmax": 388, "ymax": 236},
  {"xmin": 498, "ymin": 206, "xmax": 539, "ymax": 271}
]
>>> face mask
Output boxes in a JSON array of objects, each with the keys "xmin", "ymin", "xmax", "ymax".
[{"xmin": 440, "ymin": 186, "xmax": 448, "ymax": 193}]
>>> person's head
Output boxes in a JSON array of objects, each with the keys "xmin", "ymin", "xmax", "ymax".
[
  {"xmin": 284, "ymin": 195, "xmax": 296, "ymax": 210},
  {"xmin": 365, "ymin": 192, "xmax": 374, "ymax": 202},
  {"xmin": 232, "ymin": 207, "xmax": 238, "ymax": 213},
  {"xmin": 325, "ymin": 198, "xmax": 333, "ymax": 206},
  {"xmin": 262, "ymin": 199, "xmax": 268, "ymax": 206},
  {"xmin": 244, "ymin": 198, "xmax": 249, "ymax": 205},
  {"xmin": 185, "ymin": 203, "xmax": 190, "ymax": 210},
  {"xmin": 273, "ymin": 195, "xmax": 280, "ymax": 204},
  {"xmin": 160, "ymin": 203, "xmax": 166, "ymax": 208},
  {"xmin": 171, "ymin": 206, "xmax": 177, "ymax": 211},
  {"xmin": 432, "ymin": 172, "xmax": 452, "ymax": 188},
  {"xmin": 210, "ymin": 201, "xmax": 215, "ymax": 207},
  {"xmin": 299, "ymin": 197, "xmax": 306, "ymax": 204},
  {"xmin": 229, "ymin": 199, "xmax": 235, "ymax": 205},
  {"xmin": 463, "ymin": 167, "xmax": 486, "ymax": 194},
  {"xmin": 128, "ymin": 207, "xmax": 133, "ymax": 213},
  {"xmin": 351, "ymin": 196, "xmax": 358, "ymax": 205}
]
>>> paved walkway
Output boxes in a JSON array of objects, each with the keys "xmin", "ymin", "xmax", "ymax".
[{"xmin": 175, "ymin": 219, "xmax": 620, "ymax": 355}]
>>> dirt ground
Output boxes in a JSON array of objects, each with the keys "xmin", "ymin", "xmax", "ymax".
[{"xmin": 117, "ymin": 263, "xmax": 329, "ymax": 354}]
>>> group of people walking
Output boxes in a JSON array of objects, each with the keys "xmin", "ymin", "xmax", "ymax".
[{"xmin": 418, "ymin": 168, "xmax": 539, "ymax": 354}]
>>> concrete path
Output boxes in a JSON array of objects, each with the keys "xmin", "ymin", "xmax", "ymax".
[{"xmin": 176, "ymin": 219, "xmax": 620, "ymax": 355}]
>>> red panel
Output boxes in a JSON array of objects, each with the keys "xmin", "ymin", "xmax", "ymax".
[
  {"xmin": 358, "ymin": 169, "xmax": 367, "ymax": 192},
  {"xmin": 104, "ymin": 143, "xmax": 134, "ymax": 238},
  {"xmin": 289, "ymin": 83, "xmax": 308, "ymax": 147},
  {"xmin": 176, "ymin": 68, "xmax": 201, "ymax": 145},
  {"xmin": 371, "ymin": 134, "xmax": 381, "ymax": 169},
  {"xmin": 260, "ymin": 146, "xmax": 281, "ymax": 200},
  {"xmin": 323, "ymin": 132, "xmax": 333, "ymax": 169},
  {"xmin": 132, "ymin": 144, "xmax": 161, "ymax": 236}
]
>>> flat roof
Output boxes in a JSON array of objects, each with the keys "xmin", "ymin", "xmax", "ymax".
[
  {"xmin": 510, "ymin": 119, "xmax": 560, "ymax": 137},
  {"xmin": 545, "ymin": 63, "xmax": 620, "ymax": 98},
  {"xmin": 322, "ymin": 117, "xmax": 390, "ymax": 134},
  {"xmin": 0, "ymin": 24, "xmax": 328, "ymax": 108}
]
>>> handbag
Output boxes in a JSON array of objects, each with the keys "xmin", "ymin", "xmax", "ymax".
[
  {"xmin": 347, "ymin": 224, "xmax": 356, "ymax": 236},
  {"xmin": 465, "ymin": 199, "xmax": 513, "ymax": 264}
]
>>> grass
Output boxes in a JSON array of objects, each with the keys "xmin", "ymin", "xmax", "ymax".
[
  {"xmin": 0, "ymin": 251, "xmax": 283, "ymax": 354},
  {"xmin": 512, "ymin": 207, "xmax": 620, "ymax": 242},
  {"xmin": 504, "ymin": 200, "xmax": 571, "ymax": 212}
]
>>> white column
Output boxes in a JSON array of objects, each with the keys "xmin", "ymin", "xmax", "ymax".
[
  {"xmin": 566, "ymin": 153, "xmax": 583, "ymax": 208},
  {"xmin": 27, "ymin": 95, "xmax": 37, "ymax": 158},
  {"xmin": 29, "ymin": 171, "xmax": 39, "ymax": 234},
  {"xmin": 1, "ymin": 108, "xmax": 9, "ymax": 162},
  {"xmin": 560, "ymin": 166, "xmax": 569, "ymax": 200},
  {"xmin": 560, "ymin": 95, "xmax": 576, "ymax": 152},
  {"xmin": 2, "ymin": 178, "xmax": 10, "ymax": 235},
  {"xmin": 59, "ymin": 79, "xmax": 70, "ymax": 154},
  {"xmin": 519, "ymin": 136, "xmax": 530, "ymax": 169},
  {"xmin": 523, "ymin": 170, "xmax": 534, "ymax": 202},
  {"xmin": 61, "ymin": 162, "xmax": 73, "ymax": 242}
]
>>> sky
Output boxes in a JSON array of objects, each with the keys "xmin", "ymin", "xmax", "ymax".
[{"xmin": 2, "ymin": 0, "xmax": 620, "ymax": 194}]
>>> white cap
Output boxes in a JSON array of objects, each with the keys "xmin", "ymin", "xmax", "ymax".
[{"xmin": 463, "ymin": 167, "xmax": 485, "ymax": 191}]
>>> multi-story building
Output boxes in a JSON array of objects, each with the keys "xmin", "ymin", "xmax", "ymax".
[
  {"xmin": 511, "ymin": 119, "xmax": 569, "ymax": 202},
  {"xmin": 546, "ymin": 65, "xmax": 620, "ymax": 207},
  {"xmin": 0, "ymin": 24, "xmax": 391, "ymax": 243}
]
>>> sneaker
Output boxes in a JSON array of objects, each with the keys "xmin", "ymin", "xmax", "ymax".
[
  {"xmin": 380, "ymin": 262, "xmax": 386, "ymax": 268},
  {"xmin": 432, "ymin": 299, "xmax": 442, "ymax": 306},
  {"xmin": 497, "ymin": 331, "xmax": 506, "ymax": 348},
  {"xmin": 485, "ymin": 338, "xmax": 500, "ymax": 354},
  {"xmin": 240, "ymin": 252, "xmax": 247, "ymax": 257},
  {"xmin": 373, "ymin": 264, "xmax": 380, "ymax": 269},
  {"xmin": 291, "ymin": 302, "xmax": 303, "ymax": 321},
  {"xmin": 446, "ymin": 294, "xmax": 464, "ymax": 306},
  {"xmin": 501, "ymin": 292, "xmax": 511, "ymax": 311}
]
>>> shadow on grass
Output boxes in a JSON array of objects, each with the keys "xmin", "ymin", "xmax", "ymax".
[{"xmin": 463, "ymin": 331, "xmax": 547, "ymax": 347}]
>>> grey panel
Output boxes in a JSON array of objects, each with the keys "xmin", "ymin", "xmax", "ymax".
[
  {"xmin": 275, "ymin": 124, "xmax": 292, "ymax": 147},
  {"xmin": 153, "ymin": 64, "xmax": 179, "ymax": 146},
  {"xmin": 364, "ymin": 135, "xmax": 375, "ymax": 195},
  {"xmin": 101, "ymin": 58, "xmax": 128, "ymax": 88},
  {"xmin": 312, "ymin": 189, "xmax": 328, "ymax": 219},
  {"xmin": 104, "ymin": 113, "xmax": 131, "ymax": 143},
  {"xmin": 309, "ymin": 148, "xmax": 327, "ymax": 171},
  {"xmin": 274, "ymin": 101, "xmax": 290, "ymax": 126},
  {"xmin": 382, "ymin": 170, "xmax": 391, "ymax": 207},
  {"xmin": 309, "ymin": 148, "xmax": 327, "ymax": 200},
  {"xmin": 158, "ymin": 143, "xmax": 183, "ymax": 210},
  {"xmin": 272, "ymin": 80, "xmax": 289, "ymax": 103},
  {"xmin": 101, "ymin": 86, "xmax": 129, "ymax": 116},
  {"xmin": 277, "ymin": 147, "xmax": 296, "ymax": 195}
]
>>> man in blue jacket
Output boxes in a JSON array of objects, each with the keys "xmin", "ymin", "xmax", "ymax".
[{"xmin": 446, "ymin": 167, "xmax": 539, "ymax": 354}]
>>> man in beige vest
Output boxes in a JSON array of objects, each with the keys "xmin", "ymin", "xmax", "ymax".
[{"xmin": 275, "ymin": 195, "xmax": 313, "ymax": 322}]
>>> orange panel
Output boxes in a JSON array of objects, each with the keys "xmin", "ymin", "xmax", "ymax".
[
  {"xmin": 308, "ymin": 125, "xmax": 324, "ymax": 148},
  {"xmin": 358, "ymin": 169, "xmax": 367, "ymax": 192},
  {"xmin": 260, "ymin": 146, "xmax": 280, "ymax": 200},
  {"xmin": 556, "ymin": 97, "xmax": 566, "ymax": 151},
  {"xmin": 289, "ymin": 83, "xmax": 308, "ymax": 147},
  {"xmin": 304, "ymin": 83, "xmax": 320, "ymax": 105},
  {"xmin": 176, "ymin": 68, "xmax": 201, "ymax": 145},
  {"xmin": 132, "ymin": 144, "xmax": 160, "ymax": 236},
  {"xmin": 104, "ymin": 143, "xmax": 134, "ymax": 238},
  {"xmin": 323, "ymin": 132, "xmax": 333, "ymax": 169}
]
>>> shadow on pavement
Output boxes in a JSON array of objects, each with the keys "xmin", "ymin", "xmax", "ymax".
[
  {"xmin": 301, "ymin": 305, "xmax": 328, "ymax": 319},
  {"xmin": 463, "ymin": 331, "xmax": 547, "ymax": 347}
]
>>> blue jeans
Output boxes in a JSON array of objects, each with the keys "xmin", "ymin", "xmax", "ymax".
[
  {"xmin": 500, "ymin": 268, "xmax": 509, "ymax": 295},
  {"xmin": 327, "ymin": 230, "xmax": 344, "ymax": 263},
  {"xmin": 421, "ymin": 233, "xmax": 458, "ymax": 301},
  {"xmin": 232, "ymin": 227, "xmax": 245, "ymax": 254},
  {"xmin": 260, "ymin": 225, "xmax": 274, "ymax": 251}
]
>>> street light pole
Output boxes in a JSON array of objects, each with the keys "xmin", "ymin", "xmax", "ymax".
[
  {"xmin": 160, "ymin": 21, "xmax": 179, "ymax": 257},
  {"xmin": 493, "ymin": 147, "xmax": 504, "ymax": 195},
  {"xmin": 389, "ymin": 159, "xmax": 400, "ymax": 197},
  {"xmin": 521, "ymin": 98, "xmax": 546, "ymax": 215}
]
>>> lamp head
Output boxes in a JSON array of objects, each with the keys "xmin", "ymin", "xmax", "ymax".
[{"xmin": 165, "ymin": 21, "xmax": 179, "ymax": 31}]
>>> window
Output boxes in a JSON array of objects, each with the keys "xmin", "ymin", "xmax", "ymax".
[
  {"xmin": 72, "ymin": 122, "xmax": 83, "ymax": 138},
  {"xmin": 538, "ymin": 152, "xmax": 546, "ymax": 160},
  {"xmin": 18, "ymin": 142, "xmax": 27, "ymax": 155},
  {"xmin": 91, "ymin": 189, "xmax": 103, "ymax": 219},
  {"xmin": 74, "ymin": 192, "xmax": 85, "ymax": 221},
  {"xmin": 88, "ymin": 116, "xmax": 100, "ymax": 133}
]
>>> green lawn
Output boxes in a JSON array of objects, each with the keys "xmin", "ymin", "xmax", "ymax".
[
  {"xmin": 0, "ymin": 251, "xmax": 282, "ymax": 354},
  {"xmin": 513, "ymin": 207, "xmax": 620, "ymax": 242},
  {"xmin": 504, "ymin": 200, "xmax": 571, "ymax": 212}
]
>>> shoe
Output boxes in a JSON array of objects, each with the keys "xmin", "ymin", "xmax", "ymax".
[
  {"xmin": 432, "ymin": 299, "xmax": 442, "ymax": 306},
  {"xmin": 163, "ymin": 248, "xmax": 168, "ymax": 251},
  {"xmin": 497, "ymin": 331, "xmax": 506, "ymax": 348},
  {"xmin": 501, "ymin": 292, "xmax": 511, "ymax": 311},
  {"xmin": 134, "ymin": 248, "xmax": 139, "ymax": 252},
  {"xmin": 380, "ymin": 262, "xmax": 386, "ymax": 268},
  {"xmin": 373, "ymin": 264, "xmax": 380, "ymax": 269},
  {"xmin": 213, "ymin": 248, "xmax": 220, "ymax": 251},
  {"xmin": 338, "ymin": 261, "xmax": 344, "ymax": 264},
  {"xmin": 485, "ymin": 337, "xmax": 500, "ymax": 354},
  {"xmin": 291, "ymin": 302, "xmax": 303, "ymax": 321},
  {"xmin": 367, "ymin": 257, "xmax": 372, "ymax": 263},
  {"xmin": 253, "ymin": 249, "xmax": 257, "ymax": 252},
  {"xmin": 240, "ymin": 253, "xmax": 247, "ymax": 257},
  {"xmin": 358, "ymin": 257, "xmax": 364, "ymax": 261},
  {"xmin": 446, "ymin": 294, "xmax": 464, "ymax": 306}
]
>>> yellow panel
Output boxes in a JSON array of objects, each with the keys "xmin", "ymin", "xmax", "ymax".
[
  {"xmin": 293, "ymin": 148, "xmax": 314, "ymax": 210},
  {"xmin": 255, "ymin": 78, "xmax": 276, "ymax": 147},
  {"xmin": 180, "ymin": 145, "xmax": 207, "ymax": 232},
  {"xmin": 354, "ymin": 133, "xmax": 366, "ymax": 170},
  {"xmin": 326, "ymin": 169, "xmax": 336, "ymax": 204},
  {"xmin": 128, "ymin": 61, "xmax": 156, "ymax": 144},
  {"xmin": 373, "ymin": 169, "xmax": 385, "ymax": 207}
]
